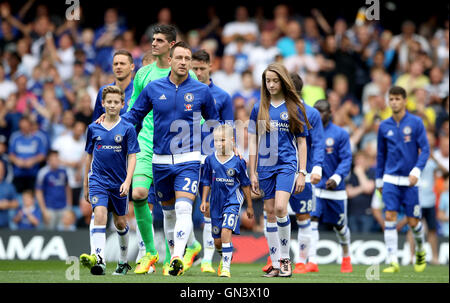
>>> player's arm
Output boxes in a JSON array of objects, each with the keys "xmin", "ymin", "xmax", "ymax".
[
  {"xmin": 120, "ymin": 153, "xmax": 136, "ymax": 197},
  {"xmin": 200, "ymin": 185, "xmax": 211, "ymax": 214},
  {"xmin": 242, "ymin": 185, "xmax": 254, "ymax": 219},
  {"xmin": 376, "ymin": 125, "xmax": 387, "ymax": 193},
  {"xmin": 295, "ymin": 135, "xmax": 307, "ymax": 193},
  {"xmin": 310, "ymin": 110, "xmax": 325, "ymax": 184},
  {"xmin": 238, "ymin": 159, "xmax": 254, "ymax": 218},
  {"xmin": 122, "ymin": 85, "xmax": 153, "ymax": 126},
  {"xmin": 200, "ymin": 158, "xmax": 212, "ymax": 213},
  {"xmin": 127, "ymin": 66, "xmax": 148, "ymax": 111},
  {"xmin": 201, "ymin": 89, "xmax": 221, "ymax": 124},
  {"xmin": 248, "ymin": 106, "xmax": 260, "ymax": 195},
  {"xmin": 409, "ymin": 120, "xmax": 430, "ymax": 186},
  {"xmin": 92, "ymin": 88, "xmax": 104, "ymax": 122},
  {"xmin": 327, "ymin": 132, "xmax": 352, "ymax": 190},
  {"xmin": 83, "ymin": 153, "xmax": 93, "ymax": 203}
]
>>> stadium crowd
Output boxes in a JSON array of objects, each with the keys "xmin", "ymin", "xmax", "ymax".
[{"xmin": 0, "ymin": 1, "xmax": 448, "ymax": 262}]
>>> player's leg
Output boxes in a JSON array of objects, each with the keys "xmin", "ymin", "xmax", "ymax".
[
  {"xmin": 274, "ymin": 190, "xmax": 293, "ymax": 277},
  {"xmin": 167, "ymin": 162, "xmax": 201, "ymax": 276},
  {"xmin": 307, "ymin": 193, "xmax": 323, "ymax": 273},
  {"xmin": 80, "ymin": 189, "xmax": 108, "ymax": 273},
  {"xmin": 259, "ymin": 172, "xmax": 280, "ymax": 277},
  {"xmin": 112, "ymin": 212, "xmax": 131, "ymax": 275},
  {"xmin": 211, "ymin": 217, "xmax": 224, "ymax": 275},
  {"xmin": 423, "ymin": 207, "xmax": 439, "ymax": 264},
  {"xmin": 382, "ymin": 183, "xmax": 401, "ymax": 273},
  {"xmin": 328, "ymin": 199, "xmax": 352, "ymax": 273},
  {"xmin": 132, "ymin": 153, "xmax": 158, "ymax": 259},
  {"xmin": 261, "ymin": 211, "xmax": 272, "ymax": 272},
  {"xmin": 219, "ymin": 227, "xmax": 233, "ymax": 278},
  {"xmin": 405, "ymin": 186, "xmax": 427, "ymax": 272},
  {"xmin": 90, "ymin": 196, "xmax": 108, "ymax": 275},
  {"xmin": 289, "ymin": 183, "xmax": 313, "ymax": 274},
  {"xmin": 184, "ymin": 194, "xmax": 202, "ymax": 272},
  {"xmin": 273, "ymin": 169, "xmax": 299, "ymax": 277},
  {"xmin": 201, "ymin": 204, "xmax": 216, "ymax": 273}
]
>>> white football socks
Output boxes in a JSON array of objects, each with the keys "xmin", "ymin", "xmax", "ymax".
[
  {"xmin": 384, "ymin": 221, "xmax": 398, "ymax": 264},
  {"xmin": 116, "ymin": 223, "xmax": 129, "ymax": 263},
  {"xmin": 173, "ymin": 199, "xmax": 193, "ymax": 259},
  {"xmin": 297, "ymin": 219, "xmax": 312, "ymax": 264},
  {"xmin": 202, "ymin": 217, "xmax": 215, "ymax": 262},
  {"xmin": 308, "ymin": 221, "xmax": 319, "ymax": 264},
  {"xmin": 266, "ymin": 221, "xmax": 281, "ymax": 269},
  {"xmin": 276, "ymin": 215, "xmax": 291, "ymax": 259}
]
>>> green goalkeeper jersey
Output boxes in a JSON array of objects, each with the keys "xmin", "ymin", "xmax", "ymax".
[{"xmin": 127, "ymin": 61, "xmax": 198, "ymax": 153}]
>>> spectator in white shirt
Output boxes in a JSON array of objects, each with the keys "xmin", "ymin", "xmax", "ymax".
[
  {"xmin": 222, "ymin": 6, "xmax": 259, "ymax": 45},
  {"xmin": 211, "ymin": 55, "xmax": 242, "ymax": 96},
  {"xmin": 51, "ymin": 120, "xmax": 86, "ymax": 208},
  {"xmin": 283, "ymin": 38, "xmax": 319, "ymax": 78},
  {"xmin": 0, "ymin": 63, "xmax": 17, "ymax": 101},
  {"xmin": 248, "ymin": 30, "xmax": 279, "ymax": 86}
]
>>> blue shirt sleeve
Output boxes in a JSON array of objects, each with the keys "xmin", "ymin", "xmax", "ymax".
[
  {"xmin": 335, "ymin": 131, "xmax": 352, "ymax": 179},
  {"xmin": 126, "ymin": 125, "xmax": 141, "ymax": 155},
  {"xmin": 295, "ymin": 108, "xmax": 309, "ymax": 138},
  {"xmin": 238, "ymin": 158, "xmax": 251, "ymax": 187},
  {"xmin": 309, "ymin": 109, "xmax": 325, "ymax": 169},
  {"xmin": 92, "ymin": 87, "xmax": 104, "ymax": 122},
  {"xmin": 220, "ymin": 94, "xmax": 234, "ymax": 124},
  {"xmin": 376, "ymin": 124, "xmax": 387, "ymax": 180},
  {"xmin": 248, "ymin": 105, "xmax": 258, "ymax": 134},
  {"xmin": 414, "ymin": 119, "xmax": 430, "ymax": 171},
  {"xmin": 201, "ymin": 88, "xmax": 221, "ymax": 124},
  {"xmin": 85, "ymin": 126, "xmax": 94, "ymax": 154},
  {"xmin": 201, "ymin": 157, "xmax": 212, "ymax": 188},
  {"xmin": 122, "ymin": 85, "xmax": 153, "ymax": 126}
]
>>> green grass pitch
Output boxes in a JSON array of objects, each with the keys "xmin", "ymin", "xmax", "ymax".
[{"xmin": 0, "ymin": 261, "xmax": 448, "ymax": 283}]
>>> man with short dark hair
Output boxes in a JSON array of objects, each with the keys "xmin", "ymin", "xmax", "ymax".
[
  {"xmin": 92, "ymin": 50, "xmax": 135, "ymax": 121},
  {"xmin": 123, "ymin": 25, "xmax": 197, "ymax": 275},
  {"xmin": 123, "ymin": 41, "xmax": 220, "ymax": 276}
]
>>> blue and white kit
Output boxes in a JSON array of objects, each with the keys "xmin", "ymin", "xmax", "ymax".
[
  {"xmin": 122, "ymin": 73, "xmax": 220, "ymax": 203},
  {"xmin": 85, "ymin": 118, "xmax": 140, "ymax": 215},
  {"xmin": 311, "ymin": 122, "xmax": 352, "ymax": 225},
  {"xmin": 289, "ymin": 101, "xmax": 324, "ymax": 214},
  {"xmin": 248, "ymin": 101, "xmax": 308, "ymax": 200},
  {"xmin": 376, "ymin": 111, "xmax": 429, "ymax": 218},
  {"xmin": 201, "ymin": 153, "xmax": 251, "ymax": 238}
]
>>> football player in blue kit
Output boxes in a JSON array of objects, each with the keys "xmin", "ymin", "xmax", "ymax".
[
  {"xmin": 289, "ymin": 73, "xmax": 325, "ymax": 274},
  {"xmin": 80, "ymin": 86, "xmax": 140, "ymax": 275},
  {"xmin": 248, "ymin": 63, "xmax": 311, "ymax": 278},
  {"xmin": 200, "ymin": 124, "xmax": 254, "ymax": 278},
  {"xmin": 309, "ymin": 99, "xmax": 353, "ymax": 273},
  {"xmin": 122, "ymin": 41, "xmax": 220, "ymax": 276},
  {"xmin": 376, "ymin": 86, "xmax": 430, "ymax": 273}
]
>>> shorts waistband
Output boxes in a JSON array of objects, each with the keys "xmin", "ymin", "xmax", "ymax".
[
  {"xmin": 383, "ymin": 174, "xmax": 419, "ymax": 187},
  {"xmin": 153, "ymin": 151, "xmax": 202, "ymax": 165},
  {"xmin": 314, "ymin": 188, "xmax": 347, "ymax": 200}
]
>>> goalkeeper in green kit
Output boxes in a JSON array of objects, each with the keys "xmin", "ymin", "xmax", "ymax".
[{"xmin": 129, "ymin": 25, "xmax": 201, "ymax": 274}]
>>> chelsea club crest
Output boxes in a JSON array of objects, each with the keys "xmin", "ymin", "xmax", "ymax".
[
  {"xmin": 184, "ymin": 93, "xmax": 194, "ymax": 102},
  {"xmin": 280, "ymin": 111, "xmax": 289, "ymax": 121},
  {"xmin": 227, "ymin": 168, "xmax": 235, "ymax": 177},
  {"xmin": 114, "ymin": 134, "xmax": 123, "ymax": 143}
]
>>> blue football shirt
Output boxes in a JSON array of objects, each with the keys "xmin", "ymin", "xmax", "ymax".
[
  {"xmin": 85, "ymin": 118, "xmax": 140, "ymax": 188},
  {"xmin": 248, "ymin": 101, "xmax": 308, "ymax": 172},
  {"xmin": 201, "ymin": 153, "xmax": 251, "ymax": 219}
]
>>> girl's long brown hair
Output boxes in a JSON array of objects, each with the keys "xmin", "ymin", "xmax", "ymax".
[{"xmin": 257, "ymin": 63, "xmax": 312, "ymax": 135}]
